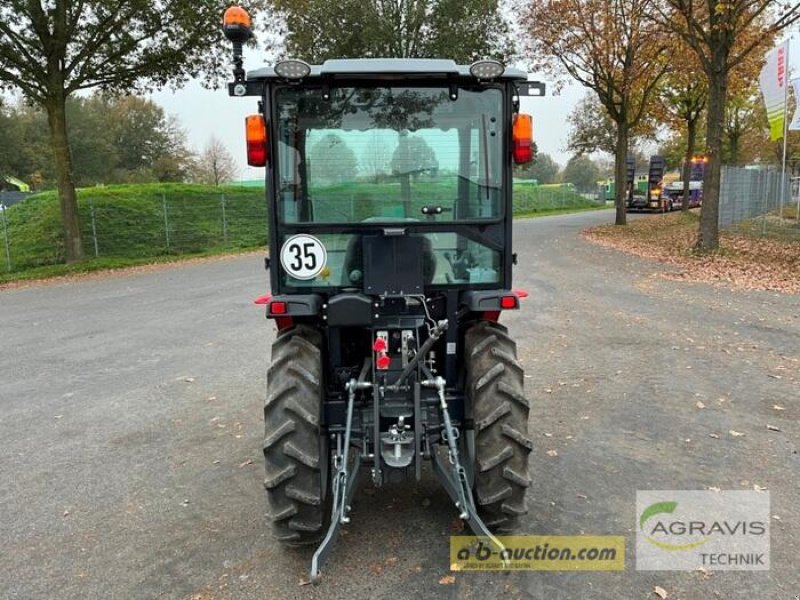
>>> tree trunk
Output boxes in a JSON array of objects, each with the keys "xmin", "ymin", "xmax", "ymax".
[
  {"xmin": 681, "ymin": 118, "xmax": 697, "ymax": 213},
  {"xmin": 728, "ymin": 131, "xmax": 739, "ymax": 166},
  {"xmin": 614, "ymin": 119, "xmax": 628, "ymax": 226},
  {"xmin": 697, "ymin": 49, "xmax": 728, "ymax": 251},
  {"xmin": 45, "ymin": 92, "xmax": 84, "ymax": 263}
]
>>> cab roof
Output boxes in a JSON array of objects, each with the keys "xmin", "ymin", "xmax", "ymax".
[{"xmin": 247, "ymin": 58, "xmax": 528, "ymax": 81}]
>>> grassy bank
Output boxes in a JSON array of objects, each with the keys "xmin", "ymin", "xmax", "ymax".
[{"xmin": 1, "ymin": 184, "xmax": 266, "ymax": 272}]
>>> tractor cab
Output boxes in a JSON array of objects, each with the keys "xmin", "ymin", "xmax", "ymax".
[
  {"xmin": 223, "ymin": 6, "xmax": 543, "ymax": 581},
  {"xmin": 233, "ymin": 58, "xmax": 542, "ymax": 299}
]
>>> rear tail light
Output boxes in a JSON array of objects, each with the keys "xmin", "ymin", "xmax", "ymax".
[
  {"xmin": 269, "ymin": 301, "xmax": 287, "ymax": 315},
  {"xmin": 512, "ymin": 113, "xmax": 533, "ymax": 164},
  {"xmin": 245, "ymin": 114, "xmax": 268, "ymax": 166},
  {"xmin": 500, "ymin": 295, "xmax": 518, "ymax": 310}
]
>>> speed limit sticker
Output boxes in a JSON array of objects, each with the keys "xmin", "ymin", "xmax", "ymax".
[{"xmin": 280, "ymin": 234, "xmax": 327, "ymax": 280}]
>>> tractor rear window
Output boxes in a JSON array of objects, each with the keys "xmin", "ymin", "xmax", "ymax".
[
  {"xmin": 278, "ymin": 232, "xmax": 500, "ymax": 289},
  {"xmin": 274, "ymin": 86, "xmax": 504, "ymax": 224}
]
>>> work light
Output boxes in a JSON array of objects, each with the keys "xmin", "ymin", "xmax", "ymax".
[
  {"xmin": 274, "ymin": 59, "xmax": 311, "ymax": 80},
  {"xmin": 469, "ymin": 59, "xmax": 505, "ymax": 80}
]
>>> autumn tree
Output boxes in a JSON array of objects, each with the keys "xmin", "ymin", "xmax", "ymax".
[
  {"xmin": 524, "ymin": 0, "xmax": 669, "ymax": 225},
  {"xmin": 0, "ymin": 99, "xmax": 24, "ymax": 180},
  {"xmin": 514, "ymin": 152, "xmax": 560, "ymax": 183},
  {"xmin": 658, "ymin": 1, "xmax": 800, "ymax": 249},
  {"xmin": 567, "ymin": 93, "xmax": 657, "ymax": 157},
  {"xmin": 562, "ymin": 155, "xmax": 601, "ymax": 193},
  {"xmin": 0, "ymin": 1, "xmax": 260, "ymax": 262},
  {"xmin": 193, "ymin": 136, "xmax": 239, "ymax": 186},
  {"xmin": 655, "ymin": 60, "xmax": 707, "ymax": 212},
  {"xmin": 268, "ymin": 0, "xmax": 513, "ymax": 63},
  {"xmin": 0, "ymin": 94, "xmax": 194, "ymax": 187},
  {"xmin": 719, "ymin": 81, "xmax": 788, "ymax": 166}
]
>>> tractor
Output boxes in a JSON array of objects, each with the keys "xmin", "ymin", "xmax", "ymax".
[{"xmin": 222, "ymin": 6, "xmax": 543, "ymax": 580}]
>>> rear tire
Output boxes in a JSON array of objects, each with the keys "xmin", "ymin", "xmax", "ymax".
[
  {"xmin": 263, "ymin": 325, "xmax": 330, "ymax": 545},
  {"xmin": 465, "ymin": 321, "xmax": 532, "ymax": 532}
]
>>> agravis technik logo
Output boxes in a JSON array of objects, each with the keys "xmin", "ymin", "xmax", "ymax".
[{"xmin": 636, "ymin": 491, "xmax": 770, "ymax": 571}]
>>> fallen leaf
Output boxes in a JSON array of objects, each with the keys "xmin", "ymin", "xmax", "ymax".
[
  {"xmin": 753, "ymin": 484, "xmax": 767, "ymax": 493},
  {"xmin": 450, "ymin": 562, "xmax": 462, "ymax": 572},
  {"xmin": 439, "ymin": 575, "xmax": 456, "ymax": 585},
  {"xmin": 576, "ymin": 494, "xmax": 588, "ymax": 500},
  {"xmin": 653, "ymin": 585, "xmax": 668, "ymax": 599},
  {"xmin": 239, "ymin": 459, "xmax": 254, "ymax": 468},
  {"xmin": 696, "ymin": 401, "xmax": 706, "ymax": 409},
  {"xmin": 772, "ymin": 515, "xmax": 781, "ymax": 520},
  {"xmin": 709, "ymin": 433, "xmax": 720, "ymax": 439},
  {"xmin": 63, "ymin": 510, "xmax": 70, "ymax": 517},
  {"xmin": 772, "ymin": 405, "xmax": 785, "ymax": 411},
  {"xmin": 546, "ymin": 449, "xmax": 558, "ymax": 457},
  {"xmin": 369, "ymin": 563, "xmax": 383, "ymax": 575},
  {"xmin": 582, "ymin": 215, "xmax": 800, "ymax": 294},
  {"xmin": 543, "ymin": 432, "xmax": 553, "ymax": 437},
  {"xmin": 450, "ymin": 518, "xmax": 465, "ymax": 533},
  {"xmin": 695, "ymin": 566, "xmax": 713, "ymax": 580},
  {"xmin": 298, "ymin": 579, "xmax": 312, "ymax": 587},
  {"xmin": 184, "ymin": 377, "xmax": 195, "ymax": 383},
  {"xmin": 385, "ymin": 556, "xmax": 399, "ymax": 566},
  {"xmin": 766, "ymin": 424, "xmax": 781, "ymax": 432},
  {"xmin": 708, "ymin": 486, "xmax": 721, "ymax": 492},
  {"xmin": 729, "ymin": 430, "xmax": 745, "ymax": 437},
  {"xmin": 767, "ymin": 374, "xmax": 782, "ymax": 379}
]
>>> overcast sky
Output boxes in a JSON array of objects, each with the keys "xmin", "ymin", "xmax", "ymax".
[{"xmin": 151, "ymin": 31, "xmax": 800, "ymax": 181}]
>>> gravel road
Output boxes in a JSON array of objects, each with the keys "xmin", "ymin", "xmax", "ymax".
[{"xmin": 1, "ymin": 209, "xmax": 797, "ymax": 600}]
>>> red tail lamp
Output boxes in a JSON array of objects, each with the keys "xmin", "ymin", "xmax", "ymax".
[
  {"xmin": 245, "ymin": 114, "xmax": 268, "ymax": 166},
  {"xmin": 376, "ymin": 354, "xmax": 391, "ymax": 370},
  {"xmin": 512, "ymin": 113, "xmax": 533, "ymax": 164},
  {"xmin": 500, "ymin": 295, "xmax": 518, "ymax": 310},
  {"xmin": 269, "ymin": 301, "xmax": 287, "ymax": 315}
]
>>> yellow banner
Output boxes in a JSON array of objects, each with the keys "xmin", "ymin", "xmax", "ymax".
[{"xmin": 450, "ymin": 535, "xmax": 625, "ymax": 571}]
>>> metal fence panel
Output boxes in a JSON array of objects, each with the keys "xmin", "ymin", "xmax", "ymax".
[{"xmin": 718, "ymin": 166, "xmax": 792, "ymax": 229}]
